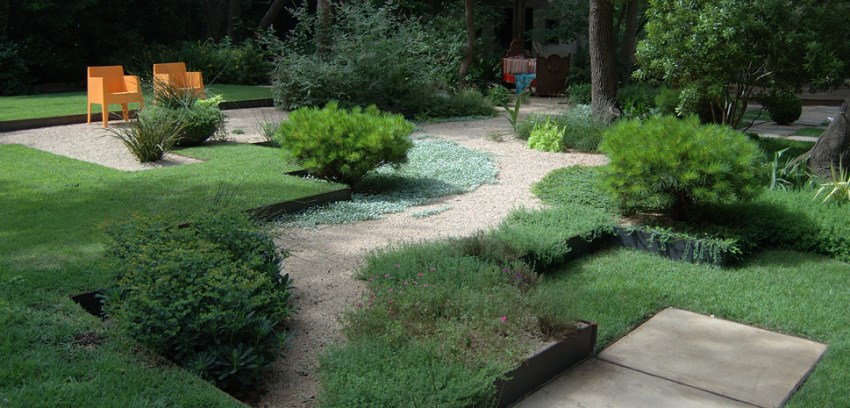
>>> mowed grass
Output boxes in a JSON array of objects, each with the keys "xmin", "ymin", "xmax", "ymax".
[
  {"xmin": 0, "ymin": 84, "xmax": 272, "ymax": 121},
  {"xmin": 538, "ymin": 248, "xmax": 849, "ymax": 407},
  {"xmin": 0, "ymin": 143, "xmax": 341, "ymax": 406}
]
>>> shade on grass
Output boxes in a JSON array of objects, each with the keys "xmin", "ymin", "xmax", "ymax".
[
  {"xmin": 0, "ymin": 84, "xmax": 272, "ymax": 121},
  {"xmin": 0, "ymin": 143, "xmax": 340, "ymax": 406}
]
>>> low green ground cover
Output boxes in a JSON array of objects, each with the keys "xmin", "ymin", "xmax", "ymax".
[
  {"xmin": 790, "ymin": 127, "xmax": 825, "ymax": 137},
  {"xmin": 278, "ymin": 138, "xmax": 498, "ymax": 227},
  {"xmin": 0, "ymin": 143, "xmax": 341, "ymax": 406},
  {"xmin": 0, "ymin": 84, "xmax": 271, "ymax": 121}
]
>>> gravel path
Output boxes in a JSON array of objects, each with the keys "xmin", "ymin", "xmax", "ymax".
[{"xmin": 0, "ymin": 100, "xmax": 608, "ymax": 406}]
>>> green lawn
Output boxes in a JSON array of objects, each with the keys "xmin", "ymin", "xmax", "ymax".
[
  {"xmin": 0, "ymin": 143, "xmax": 342, "ymax": 406},
  {"xmin": 0, "ymin": 84, "xmax": 272, "ymax": 121},
  {"xmin": 791, "ymin": 127, "xmax": 825, "ymax": 137}
]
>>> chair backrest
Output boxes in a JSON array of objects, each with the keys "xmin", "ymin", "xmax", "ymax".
[
  {"xmin": 153, "ymin": 62, "xmax": 188, "ymax": 77},
  {"xmin": 88, "ymin": 66, "xmax": 128, "ymax": 93}
]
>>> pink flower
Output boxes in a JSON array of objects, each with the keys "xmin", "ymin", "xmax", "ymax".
[
  {"xmin": 417, "ymin": 273, "xmax": 424, "ymax": 278},
  {"xmin": 500, "ymin": 316, "xmax": 508, "ymax": 323}
]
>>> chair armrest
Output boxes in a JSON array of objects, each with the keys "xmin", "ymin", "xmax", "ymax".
[
  {"xmin": 186, "ymin": 71, "xmax": 204, "ymax": 88},
  {"xmin": 123, "ymin": 75, "xmax": 141, "ymax": 93}
]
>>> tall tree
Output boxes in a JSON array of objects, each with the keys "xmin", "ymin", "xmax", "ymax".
[
  {"xmin": 259, "ymin": 0, "xmax": 289, "ymax": 29},
  {"xmin": 589, "ymin": 0, "xmax": 618, "ymax": 123},
  {"xmin": 619, "ymin": 0, "xmax": 640, "ymax": 84},
  {"xmin": 457, "ymin": 0, "xmax": 475, "ymax": 84}
]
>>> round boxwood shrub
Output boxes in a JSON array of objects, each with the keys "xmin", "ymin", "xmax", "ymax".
[
  {"xmin": 140, "ymin": 96, "xmax": 224, "ymax": 146},
  {"xmin": 275, "ymin": 102, "xmax": 414, "ymax": 185},
  {"xmin": 600, "ymin": 115, "xmax": 763, "ymax": 219},
  {"xmin": 764, "ymin": 92, "xmax": 802, "ymax": 125},
  {"xmin": 103, "ymin": 211, "xmax": 290, "ymax": 390}
]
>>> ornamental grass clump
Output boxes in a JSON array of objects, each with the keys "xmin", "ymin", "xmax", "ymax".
[
  {"xmin": 102, "ymin": 211, "xmax": 291, "ymax": 391},
  {"xmin": 276, "ymin": 101, "xmax": 414, "ymax": 185},
  {"xmin": 108, "ymin": 113, "xmax": 182, "ymax": 162},
  {"xmin": 600, "ymin": 115, "xmax": 763, "ymax": 219}
]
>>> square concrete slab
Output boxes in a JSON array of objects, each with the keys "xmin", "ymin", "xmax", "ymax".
[
  {"xmin": 598, "ymin": 308, "xmax": 827, "ymax": 408},
  {"xmin": 515, "ymin": 358, "xmax": 752, "ymax": 408}
]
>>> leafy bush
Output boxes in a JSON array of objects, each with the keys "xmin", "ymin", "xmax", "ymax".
[
  {"xmin": 485, "ymin": 83, "xmax": 512, "ymax": 107},
  {"xmin": 618, "ymin": 84, "xmax": 659, "ymax": 118},
  {"xmin": 103, "ymin": 211, "xmax": 290, "ymax": 390},
  {"xmin": 108, "ymin": 113, "xmax": 182, "ymax": 163},
  {"xmin": 268, "ymin": 2, "xmax": 466, "ymax": 117},
  {"xmin": 764, "ymin": 92, "xmax": 802, "ymax": 125},
  {"xmin": 654, "ymin": 86, "xmax": 681, "ymax": 116},
  {"xmin": 568, "ymin": 83, "xmax": 591, "ymax": 105},
  {"xmin": 409, "ymin": 88, "xmax": 495, "ymax": 119},
  {"xmin": 140, "ymin": 96, "xmax": 225, "ymax": 146},
  {"xmin": 517, "ymin": 105, "xmax": 606, "ymax": 151},
  {"xmin": 600, "ymin": 115, "xmax": 763, "ymax": 218},
  {"xmin": 134, "ymin": 37, "xmax": 272, "ymax": 85},
  {"xmin": 528, "ymin": 118, "xmax": 564, "ymax": 152},
  {"xmin": 276, "ymin": 102, "xmax": 414, "ymax": 185},
  {"xmin": 0, "ymin": 37, "xmax": 31, "ymax": 95}
]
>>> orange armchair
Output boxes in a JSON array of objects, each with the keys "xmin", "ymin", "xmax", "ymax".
[
  {"xmin": 153, "ymin": 62, "xmax": 205, "ymax": 102},
  {"xmin": 87, "ymin": 66, "xmax": 144, "ymax": 128}
]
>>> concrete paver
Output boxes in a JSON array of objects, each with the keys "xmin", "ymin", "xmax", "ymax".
[
  {"xmin": 515, "ymin": 358, "xmax": 753, "ymax": 408},
  {"xmin": 598, "ymin": 308, "xmax": 827, "ymax": 408}
]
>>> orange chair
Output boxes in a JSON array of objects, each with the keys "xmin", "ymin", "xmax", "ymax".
[
  {"xmin": 87, "ymin": 66, "xmax": 144, "ymax": 128},
  {"xmin": 153, "ymin": 62, "xmax": 205, "ymax": 102}
]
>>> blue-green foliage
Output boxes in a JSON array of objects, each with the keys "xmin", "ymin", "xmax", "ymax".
[
  {"xmin": 103, "ymin": 211, "xmax": 290, "ymax": 390},
  {"xmin": 600, "ymin": 115, "xmax": 763, "ymax": 216},
  {"xmin": 276, "ymin": 102, "xmax": 414, "ymax": 185}
]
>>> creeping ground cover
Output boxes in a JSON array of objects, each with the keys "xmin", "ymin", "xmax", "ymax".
[
  {"xmin": 0, "ymin": 143, "xmax": 341, "ymax": 406},
  {"xmin": 278, "ymin": 138, "xmax": 498, "ymax": 227}
]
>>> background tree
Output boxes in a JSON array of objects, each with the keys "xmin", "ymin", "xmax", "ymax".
[
  {"xmin": 634, "ymin": 0, "xmax": 838, "ymax": 128},
  {"xmin": 589, "ymin": 0, "xmax": 618, "ymax": 123},
  {"xmin": 457, "ymin": 0, "xmax": 475, "ymax": 84}
]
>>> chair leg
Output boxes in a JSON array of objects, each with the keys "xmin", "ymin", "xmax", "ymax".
[
  {"xmin": 122, "ymin": 104, "xmax": 129, "ymax": 122},
  {"xmin": 87, "ymin": 103, "xmax": 92, "ymax": 124},
  {"xmin": 102, "ymin": 104, "xmax": 108, "ymax": 128}
]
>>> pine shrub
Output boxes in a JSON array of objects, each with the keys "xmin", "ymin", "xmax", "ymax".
[
  {"xmin": 600, "ymin": 115, "xmax": 763, "ymax": 218},
  {"xmin": 276, "ymin": 102, "xmax": 414, "ymax": 185},
  {"xmin": 103, "ymin": 211, "xmax": 290, "ymax": 390}
]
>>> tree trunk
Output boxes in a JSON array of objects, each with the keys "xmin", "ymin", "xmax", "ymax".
[
  {"xmin": 259, "ymin": 0, "xmax": 288, "ymax": 30},
  {"xmin": 458, "ymin": 0, "xmax": 475, "ymax": 85},
  {"xmin": 204, "ymin": 0, "xmax": 229, "ymax": 41},
  {"xmin": 809, "ymin": 98, "xmax": 850, "ymax": 178},
  {"xmin": 316, "ymin": 0, "xmax": 331, "ymax": 55},
  {"xmin": 226, "ymin": 0, "xmax": 241, "ymax": 38},
  {"xmin": 589, "ymin": 0, "xmax": 618, "ymax": 123},
  {"xmin": 620, "ymin": 0, "xmax": 640, "ymax": 85}
]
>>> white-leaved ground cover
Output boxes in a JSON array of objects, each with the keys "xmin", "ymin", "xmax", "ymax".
[{"xmin": 278, "ymin": 138, "xmax": 498, "ymax": 227}]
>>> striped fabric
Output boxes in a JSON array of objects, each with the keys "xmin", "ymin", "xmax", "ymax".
[{"xmin": 502, "ymin": 57, "xmax": 537, "ymax": 75}]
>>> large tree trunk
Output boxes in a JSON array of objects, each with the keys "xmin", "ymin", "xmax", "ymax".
[
  {"xmin": 620, "ymin": 0, "xmax": 640, "ymax": 85},
  {"xmin": 316, "ymin": 0, "xmax": 331, "ymax": 55},
  {"xmin": 259, "ymin": 0, "xmax": 288, "ymax": 30},
  {"xmin": 809, "ymin": 98, "xmax": 850, "ymax": 178},
  {"xmin": 589, "ymin": 0, "xmax": 618, "ymax": 123},
  {"xmin": 458, "ymin": 0, "xmax": 475, "ymax": 85}
]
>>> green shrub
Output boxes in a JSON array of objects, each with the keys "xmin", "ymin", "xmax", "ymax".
[
  {"xmin": 410, "ymin": 88, "xmax": 495, "ymax": 119},
  {"xmin": 135, "ymin": 37, "xmax": 272, "ymax": 85},
  {"xmin": 517, "ymin": 105, "xmax": 606, "ymax": 151},
  {"xmin": 268, "ymin": 2, "xmax": 463, "ymax": 117},
  {"xmin": 486, "ymin": 83, "xmax": 512, "ymax": 107},
  {"xmin": 103, "ymin": 211, "xmax": 290, "ymax": 390},
  {"xmin": 600, "ymin": 115, "xmax": 763, "ymax": 217},
  {"xmin": 654, "ymin": 86, "xmax": 681, "ymax": 116},
  {"xmin": 276, "ymin": 102, "xmax": 414, "ymax": 185},
  {"xmin": 568, "ymin": 83, "xmax": 591, "ymax": 105},
  {"xmin": 764, "ymin": 92, "xmax": 802, "ymax": 125},
  {"xmin": 618, "ymin": 84, "xmax": 659, "ymax": 118},
  {"xmin": 108, "ymin": 113, "xmax": 182, "ymax": 163},
  {"xmin": 140, "ymin": 96, "xmax": 225, "ymax": 146},
  {"xmin": 528, "ymin": 118, "xmax": 564, "ymax": 152},
  {"xmin": 0, "ymin": 37, "xmax": 31, "ymax": 95}
]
